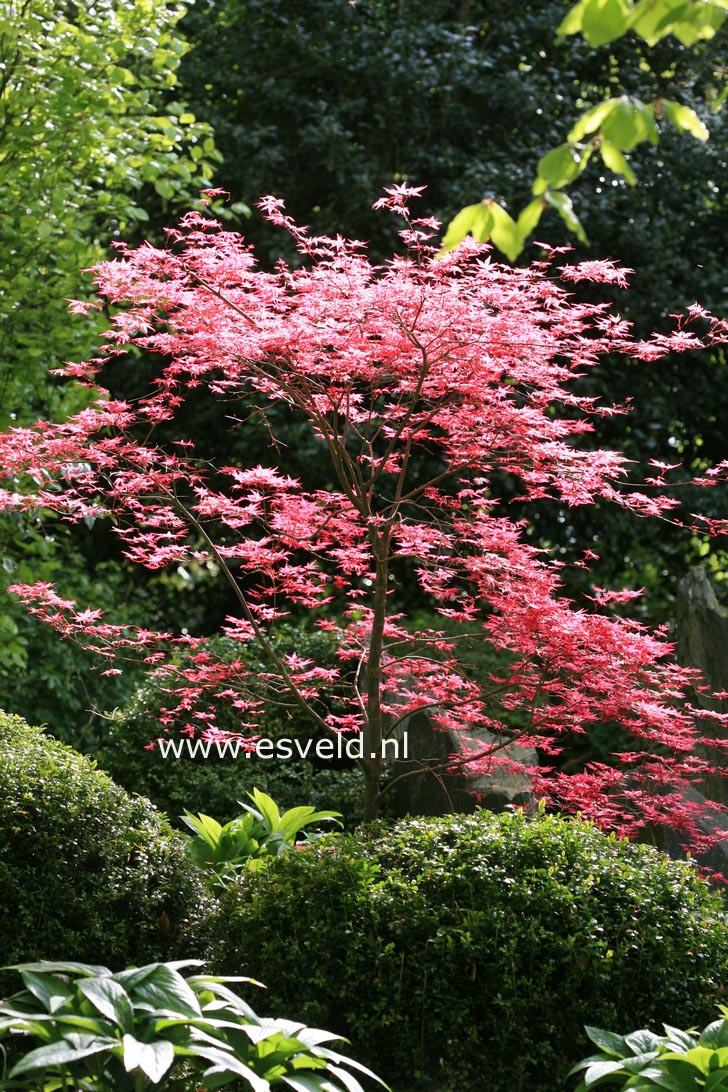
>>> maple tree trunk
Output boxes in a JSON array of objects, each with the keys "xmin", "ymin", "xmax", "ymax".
[{"xmin": 362, "ymin": 529, "xmax": 390, "ymax": 822}]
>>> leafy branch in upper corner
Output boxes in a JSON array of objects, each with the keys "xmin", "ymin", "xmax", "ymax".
[{"xmin": 441, "ymin": 0, "xmax": 727, "ymax": 258}]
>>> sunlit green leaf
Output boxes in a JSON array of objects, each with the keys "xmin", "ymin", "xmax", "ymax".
[{"xmin": 663, "ymin": 98, "xmax": 710, "ymax": 139}]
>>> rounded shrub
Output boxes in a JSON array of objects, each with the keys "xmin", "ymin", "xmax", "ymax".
[
  {"xmin": 94, "ymin": 628, "xmax": 370, "ymax": 827},
  {"xmin": 216, "ymin": 809, "xmax": 728, "ymax": 1092},
  {"xmin": 0, "ymin": 711, "xmax": 217, "ymax": 991}
]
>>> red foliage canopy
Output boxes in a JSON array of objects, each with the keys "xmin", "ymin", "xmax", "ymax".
[{"xmin": 3, "ymin": 184, "xmax": 728, "ymax": 853}]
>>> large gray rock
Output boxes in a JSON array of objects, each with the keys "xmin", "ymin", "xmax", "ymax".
[
  {"xmin": 676, "ymin": 566, "xmax": 728, "ymax": 805},
  {"xmin": 387, "ymin": 705, "xmax": 537, "ymax": 818}
]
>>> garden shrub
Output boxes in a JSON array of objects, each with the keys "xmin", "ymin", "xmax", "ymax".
[
  {"xmin": 0, "ymin": 711, "xmax": 217, "ymax": 992},
  {"xmin": 216, "ymin": 809, "xmax": 728, "ymax": 1092},
  {"xmin": 94, "ymin": 627, "xmax": 373, "ymax": 827}
]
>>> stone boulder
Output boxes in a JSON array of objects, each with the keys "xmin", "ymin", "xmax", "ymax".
[{"xmin": 387, "ymin": 704, "xmax": 537, "ymax": 817}]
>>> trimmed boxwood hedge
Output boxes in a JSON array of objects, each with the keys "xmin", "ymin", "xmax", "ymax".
[
  {"xmin": 0, "ymin": 711, "xmax": 217, "ymax": 990},
  {"xmin": 216, "ymin": 809, "xmax": 728, "ymax": 1092}
]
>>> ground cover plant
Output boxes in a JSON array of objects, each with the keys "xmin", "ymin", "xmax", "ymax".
[
  {"xmin": 570, "ymin": 1006, "xmax": 728, "ymax": 1092},
  {"xmin": 214, "ymin": 809, "xmax": 728, "ymax": 1092},
  {"xmin": 2, "ymin": 187, "xmax": 728, "ymax": 859},
  {"xmin": 0, "ymin": 959, "xmax": 382, "ymax": 1092}
]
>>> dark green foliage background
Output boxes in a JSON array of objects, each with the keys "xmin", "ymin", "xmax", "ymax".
[
  {"xmin": 0, "ymin": 711, "xmax": 217, "ymax": 993},
  {"xmin": 94, "ymin": 629, "xmax": 370, "ymax": 828},
  {"xmin": 216, "ymin": 809, "xmax": 728, "ymax": 1092},
  {"xmin": 176, "ymin": 0, "xmax": 728, "ymax": 620}
]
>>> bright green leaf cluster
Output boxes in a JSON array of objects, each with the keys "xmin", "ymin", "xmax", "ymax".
[
  {"xmin": 570, "ymin": 1005, "xmax": 728, "ymax": 1091},
  {"xmin": 560, "ymin": 0, "xmax": 727, "ymax": 48},
  {"xmin": 181, "ymin": 788, "xmax": 342, "ymax": 884},
  {"xmin": 0, "ymin": 959, "xmax": 383, "ymax": 1091},
  {"xmin": 442, "ymin": 0, "xmax": 720, "ymax": 258},
  {"xmin": 0, "ymin": 0, "xmax": 222, "ymax": 427}
]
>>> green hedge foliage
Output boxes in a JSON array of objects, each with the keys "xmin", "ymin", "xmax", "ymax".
[
  {"xmin": 94, "ymin": 628, "xmax": 368, "ymax": 827},
  {"xmin": 0, "ymin": 711, "xmax": 217, "ymax": 991},
  {"xmin": 216, "ymin": 809, "xmax": 728, "ymax": 1092}
]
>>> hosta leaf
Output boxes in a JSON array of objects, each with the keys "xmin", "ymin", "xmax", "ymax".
[
  {"xmin": 191, "ymin": 1043, "xmax": 271, "ymax": 1092},
  {"xmin": 127, "ymin": 963, "xmax": 201, "ymax": 1018},
  {"xmin": 584, "ymin": 1026, "xmax": 628, "ymax": 1056},
  {"xmin": 6, "ymin": 961, "xmax": 110, "ymax": 977},
  {"xmin": 122, "ymin": 1033, "xmax": 175, "ymax": 1082},
  {"xmin": 19, "ymin": 970, "xmax": 75, "ymax": 1014},
  {"xmin": 78, "ymin": 975, "xmax": 134, "ymax": 1031},
  {"xmin": 10, "ymin": 1036, "xmax": 117, "ymax": 1075}
]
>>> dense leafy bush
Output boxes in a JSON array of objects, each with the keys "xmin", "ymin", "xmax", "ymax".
[
  {"xmin": 0, "ymin": 711, "xmax": 216, "ymax": 992},
  {"xmin": 94, "ymin": 628, "xmax": 369, "ymax": 827},
  {"xmin": 216, "ymin": 809, "xmax": 728, "ymax": 1092}
]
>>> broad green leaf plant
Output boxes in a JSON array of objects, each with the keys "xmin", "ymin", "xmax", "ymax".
[
  {"xmin": 570, "ymin": 1006, "xmax": 728, "ymax": 1092},
  {"xmin": 442, "ymin": 0, "xmax": 727, "ymax": 258},
  {"xmin": 181, "ymin": 789, "xmax": 342, "ymax": 883},
  {"xmin": 0, "ymin": 959, "xmax": 383, "ymax": 1092}
]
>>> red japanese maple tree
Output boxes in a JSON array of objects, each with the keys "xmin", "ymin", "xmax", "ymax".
[{"xmin": 3, "ymin": 185, "xmax": 728, "ymax": 852}]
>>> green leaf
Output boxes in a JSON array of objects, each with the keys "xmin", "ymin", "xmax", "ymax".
[
  {"xmin": 10, "ymin": 1037, "xmax": 116, "ymax": 1075},
  {"xmin": 19, "ymin": 970, "xmax": 75, "ymax": 1014},
  {"xmin": 277, "ymin": 807, "xmax": 342, "ymax": 843},
  {"xmin": 181, "ymin": 810, "xmax": 224, "ymax": 849},
  {"xmin": 8, "ymin": 962, "xmax": 110, "ymax": 978},
  {"xmin": 581, "ymin": 0, "xmax": 633, "ymax": 45},
  {"xmin": 439, "ymin": 203, "xmax": 491, "ymax": 252},
  {"xmin": 630, "ymin": 0, "xmax": 687, "ymax": 45},
  {"xmin": 600, "ymin": 140, "xmax": 637, "ymax": 183},
  {"xmin": 558, "ymin": 0, "xmax": 591, "ymax": 35},
  {"xmin": 581, "ymin": 1059, "xmax": 631, "ymax": 1086},
  {"xmin": 516, "ymin": 198, "xmax": 544, "ymax": 243},
  {"xmin": 624, "ymin": 1029, "xmax": 663, "ymax": 1054},
  {"xmin": 78, "ymin": 976, "xmax": 134, "ymax": 1032},
  {"xmin": 544, "ymin": 190, "xmax": 588, "ymax": 243},
  {"xmin": 601, "ymin": 96, "xmax": 657, "ymax": 150},
  {"xmin": 125, "ymin": 964, "xmax": 202, "ymax": 1019},
  {"xmin": 533, "ymin": 143, "xmax": 585, "ymax": 194},
  {"xmin": 123, "ymin": 1034, "xmax": 175, "ymax": 1082},
  {"xmin": 568, "ymin": 99, "xmax": 620, "ymax": 142},
  {"xmin": 663, "ymin": 99, "xmax": 710, "ymax": 140},
  {"xmin": 185, "ymin": 1043, "xmax": 271, "ymax": 1092},
  {"xmin": 488, "ymin": 202, "xmax": 524, "ymax": 262},
  {"xmin": 245, "ymin": 789, "xmax": 282, "ymax": 831},
  {"xmin": 584, "ymin": 1026, "xmax": 628, "ymax": 1056}
]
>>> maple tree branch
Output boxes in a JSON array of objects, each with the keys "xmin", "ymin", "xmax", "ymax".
[{"xmin": 162, "ymin": 487, "xmax": 336, "ymax": 741}]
